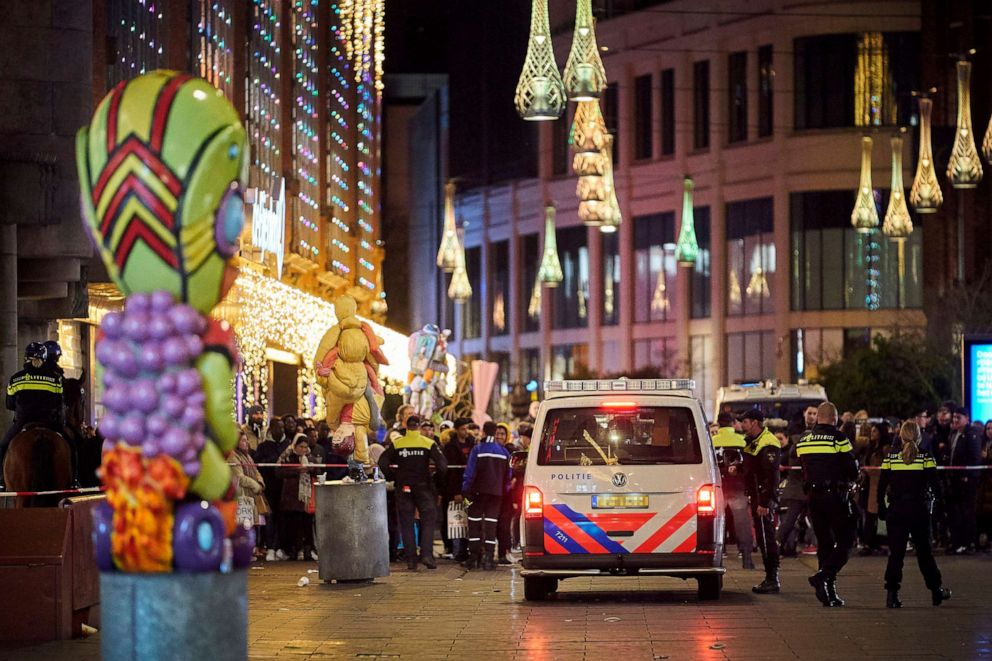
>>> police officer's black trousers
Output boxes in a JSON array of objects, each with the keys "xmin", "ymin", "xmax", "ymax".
[
  {"xmin": 809, "ymin": 491, "xmax": 855, "ymax": 579},
  {"xmin": 750, "ymin": 504, "xmax": 779, "ymax": 575},
  {"xmin": 885, "ymin": 502, "xmax": 942, "ymax": 591},
  {"xmin": 468, "ymin": 494, "xmax": 502, "ymax": 560},
  {"xmin": 396, "ymin": 484, "xmax": 437, "ymax": 561}
]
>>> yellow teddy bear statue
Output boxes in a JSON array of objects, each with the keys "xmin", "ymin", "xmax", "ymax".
[{"xmin": 314, "ymin": 296, "xmax": 388, "ymax": 481}]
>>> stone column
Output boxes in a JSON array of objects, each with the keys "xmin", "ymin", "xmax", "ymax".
[{"xmin": 0, "ymin": 224, "xmax": 16, "ymax": 431}]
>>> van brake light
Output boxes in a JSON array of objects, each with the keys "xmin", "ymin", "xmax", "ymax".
[
  {"xmin": 524, "ymin": 486, "xmax": 543, "ymax": 518},
  {"xmin": 697, "ymin": 484, "xmax": 716, "ymax": 516},
  {"xmin": 600, "ymin": 401, "xmax": 638, "ymax": 410}
]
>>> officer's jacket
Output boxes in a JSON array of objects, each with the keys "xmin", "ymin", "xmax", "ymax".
[
  {"xmin": 711, "ymin": 427, "xmax": 746, "ymax": 481},
  {"xmin": 877, "ymin": 450, "xmax": 940, "ymax": 510},
  {"xmin": 6, "ymin": 367, "xmax": 64, "ymax": 425},
  {"xmin": 462, "ymin": 437, "xmax": 512, "ymax": 496},
  {"xmin": 743, "ymin": 427, "xmax": 781, "ymax": 508},
  {"xmin": 377, "ymin": 430, "xmax": 447, "ymax": 488},
  {"xmin": 796, "ymin": 423, "xmax": 858, "ymax": 487}
]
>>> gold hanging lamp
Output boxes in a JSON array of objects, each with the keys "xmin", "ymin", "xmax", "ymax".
[
  {"xmin": 675, "ymin": 177, "xmax": 699, "ymax": 266},
  {"xmin": 883, "ymin": 133, "xmax": 913, "ymax": 240},
  {"xmin": 947, "ymin": 60, "xmax": 983, "ymax": 188},
  {"xmin": 909, "ymin": 96, "xmax": 942, "ymax": 214},
  {"xmin": 447, "ymin": 237, "xmax": 472, "ymax": 302},
  {"xmin": 537, "ymin": 206, "xmax": 564, "ymax": 286},
  {"xmin": 851, "ymin": 136, "xmax": 879, "ymax": 233},
  {"xmin": 514, "ymin": 0, "xmax": 566, "ymax": 121},
  {"xmin": 436, "ymin": 181, "xmax": 461, "ymax": 272},
  {"xmin": 562, "ymin": 0, "xmax": 607, "ymax": 101}
]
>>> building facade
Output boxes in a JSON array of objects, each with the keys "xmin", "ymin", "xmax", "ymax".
[{"xmin": 448, "ymin": 0, "xmax": 930, "ymax": 411}]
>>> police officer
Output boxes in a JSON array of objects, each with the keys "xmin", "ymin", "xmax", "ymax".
[
  {"xmin": 43, "ymin": 340, "xmax": 64, "ymax": 376},
  {"xmin": 378, "ymin": 414, "xmax": 447, "ymax": 571},
  {"xmin": 1, "ymin": 342, "xmax": 65, "ymax": 486},
  {"xmin": 877, "ymin": 421, "xmax": 951, "ymax": 608},
  {"xmin": 796, "ymin": 402, "xmax": 858, "ymax": 607},
  {"xmin": 712, "ymin": 412, "xmax": 754, "ymax": 569},
  {"xmin": 739, "ymin": 408, "xmax": 782, "ymax": 594}
]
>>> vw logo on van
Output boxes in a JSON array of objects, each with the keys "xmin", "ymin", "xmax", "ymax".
[{"xmin": 611, "ymin": 472, "xmax": 627, "ymax": 488}]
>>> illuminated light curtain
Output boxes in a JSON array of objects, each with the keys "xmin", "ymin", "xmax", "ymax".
[
  {"xmin": 909, "ymin": 96, "xmax": 942, "ymax": 213},
  {"xmin": 538, "ymin": 206, "xmax": 564, "ymax": 286},
  {"xmin": 947, "ymin": 60, "xmax": 983, "ymax": 189},
  {"xmin": 514, "ymin": 0, "xmax": 566, "ymax": 121},
  {"xmin": 292, "ymin": 1, "xmax": 321, "ymax": 260},
  {"xmin": 562, "ymin": 0, "xmax": 606, "ymax": 101},
  {"xmin": 106, "ymin": 0, "xmax": 167, "ymax": 88},
  {"xmin": 340, "ymin": 0, "xmax": 385, "ymax": 92},
  {"xmin": 851, "ymin": 136, "xmax": 879, "ymax": 233},
  {"xmin": 436, "ymin": 181, "xmax": 461, "ymax": 271},
  {"xmin": 248, "ymin": 0, "xmax": 282, "ymax": 236},
  {"xmin": 854, "ymin": 32, "xmax": 895, "ymax": 127},
  {"xmin": 675, "ymin": 177, "xmax": 699, "ymax": 266},
  {"xmin": 329, "ymin": 4, "xmax": 353, "ymax": 275},
  {"xmin": 883, "ymin": 134, "xmax": 913, "ymax": 240},
  {"xmin": 195, "ymin": 0, "xmax": 234, "ymax": 99},
  {"xmin": 448, "ymin": 239, "xmax": 472, "ymax": 302}
]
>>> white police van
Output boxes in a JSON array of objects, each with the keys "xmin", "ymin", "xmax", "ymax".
[{"xmin": 519, "ymin": 379, "xmax": 725, "ymax": 601}]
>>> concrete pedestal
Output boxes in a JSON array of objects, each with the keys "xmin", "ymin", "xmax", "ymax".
[
  {"xmin": 314, "ymin": 481, "xmax": 389, "ymax": 582},
  {"xmin": 100, "ymin": 571, "xmax": 247, "ymax": 661}
]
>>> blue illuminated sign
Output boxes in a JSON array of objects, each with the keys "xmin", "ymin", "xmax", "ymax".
[{"xmin": 963, "ymin": 336, "xmax": 992, "ymax": 422}]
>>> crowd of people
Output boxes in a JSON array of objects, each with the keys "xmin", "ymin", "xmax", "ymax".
[{"xmin": 235, "ymin": 402, "xmax": 532, "ymax": 571}]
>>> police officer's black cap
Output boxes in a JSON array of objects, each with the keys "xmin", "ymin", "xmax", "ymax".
[
  {"xmin": 717, "ymin": 412, "xmax": 735, "ymax": 427},
  {"xmin": 738, "ymin": 408, "xmax": 764, "ymax": 423},
  {"xmin": 406, "ymin": 414, "xmax": 423, "ymax": 428}
]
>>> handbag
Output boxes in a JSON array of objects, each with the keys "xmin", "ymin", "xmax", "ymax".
[{"xmin": 447, "ymin": 500, "xmax": 468, "ymax": 539}]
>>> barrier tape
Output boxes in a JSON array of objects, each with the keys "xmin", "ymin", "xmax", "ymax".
[
  {"xmin": 0, "ymin": 486, "xmax": 104, "ymax": 498},
  {"xmin": 778, "ymin": 465, "xmax": 991, "ymax": 472}
]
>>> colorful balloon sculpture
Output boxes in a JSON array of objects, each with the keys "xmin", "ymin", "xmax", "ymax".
[
  {"xmin": 404, "ymin": 324, "xmax": 451, "ymax": 417},
  {"xmin": 314, "ymin": 296, "xmax": 388, "ymax": 478},
  {"xmin": 77, "ymin": 70, "xmax": 251, "ymax": 572}
]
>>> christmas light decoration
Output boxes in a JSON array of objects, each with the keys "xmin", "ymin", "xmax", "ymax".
[
  {"xmin": 537, "ymin": 206, "xmax": 564, "ymax": 286},
  {"xmin": 195, "ymin": 0, "xmax": 235, "ymax": 98},
  {"xmin": 338, "ymin": 0, "xmax": 385, "ymax": 93},
  {"xmin": 514, "ymin": 0, "xmax": 566, "ymax": 121},
  {"xmin": 947, "ymin": 60, "xmax": 983, "ymax": 189},
  {"xmin": 447, "ymin": 240, "xmax": 473, "ymax": 303},
  {"xmin": 562, "ymin": 0, "xmax": 607, "ymax": 101},
  {"xmin": 883, "ymin": 134, "xmax": 913, "ymax": 240},
  {"xmin": 854, "ymin": 32, "xmax": 894, "ymax": 127},
  {"xmin": 106, "ymin": 0, "xmax": 167, "ymax": 87},
  {"xmin": 292, "ymin": 1, "xmax": 321, "ymax": 260},
  {"xmin": 675, "ymin": 177, "xmax": 699, "ymax": 266},
  {"xmin": 437, "ymin": 181, "xmax": 461, "ymax": 271},
  {"xmin": 909, "ymin": 96, "xmax": 942, "ymax": 214},
  {"xmin": 851, "ymin": 136, "xmax": 879, "ymax": 233}
]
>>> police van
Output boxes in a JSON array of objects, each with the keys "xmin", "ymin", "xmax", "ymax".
[{"xmin": 519, "ymin": 379, "xmax": 725, "ymax": 601}]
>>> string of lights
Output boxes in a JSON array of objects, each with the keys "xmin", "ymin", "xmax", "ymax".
[
  {"xmin": 195, "ymin": 1, "xmax": 234, "ymax": 98},
  {"xmin": 292, "ymin": 0, "xmax": 321, "ymax": 260}
]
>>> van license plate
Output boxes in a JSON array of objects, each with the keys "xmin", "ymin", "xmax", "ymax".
[{"xmin": 592, "ymin": 494, "xmax": 649, "ymax": 509}]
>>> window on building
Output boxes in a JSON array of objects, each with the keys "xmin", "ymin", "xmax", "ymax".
[
  {"xmin": 691, "ymin": 206, "xmax": 711, "ymax": 319},
  {"xmin": 660, "ymin": 68, "xmax": 675, "ymax": 156},
  {"xmin": 552, "ymin": 105, "xmax": 572, "ymax": 176},
  {"xmin": 634, "ymin": 74, "xmax": 653, "ymax": 160},
  {"xmin": 790, "ymin": 327, "xmax": 845, "ymax": 382},
  {"xmin": 726, "ymin": 198, "xmax": 775, "ymax": 317},
  {"xmin": 758, "ymin": 45, "xmax": 773, "ymax": 137},
  {"xmin": 521, "ymin": 347, "xmax": 542, "ymax": 388},
  {"xmin": 633, "ymin": 212, "xmax": 677, "ymax": 323},
  {"xmin": 551, "ymin": 344, "xmax": 589, "ymax": 380},
  {"xmin": 552, "ymin": 226, "xmax": 589, "ymax": 330},
  {"xmin": 602, "ymin": 231, "xmax": 620, "ymax": 326},
  {"xmin": 726, "ymin": 331, "xmax": 775, "ymax": 384},
  {"xmin": 691, "ymin": 335, "xmax": 713, "ymax": 413},
  {"xmin": 520, "ymin": 234, "xmax": 540, "ymax": 333},
  {"xmin": 790, "ymin": 191, "xmax": 922, "ymax": 311},
  {"xmin": 693, "ymin": 60, "xmax": 710, "ymax": 150},
  {"xmin": 464, "ymin": 246, "xmax": 482, "ymax": 338},
  {"xmin": 633, "ymin": 337, "xmax": 676, "ymax": 371},
  {"xmin": 727, "ymin": 51, "xmax": 747, "ymax": 143},
  {"xmin": 604, "ymin": 83, "xmax": 620, "ymax": 164},
  {"xmin": 794, "ymin": 32, "xmax": 919, "ymax": 129},
  {"xmin": 491, "ymin": 240, "xmax": 509, "ymax": 336}
]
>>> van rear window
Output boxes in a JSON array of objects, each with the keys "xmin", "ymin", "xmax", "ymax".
[{"xmin": 537, "ymin": 406, "xmax": 702, "ymax": 466}]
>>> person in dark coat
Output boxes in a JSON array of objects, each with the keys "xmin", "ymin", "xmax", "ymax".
[
  {"xmin": 256, "ymin": 417, "xmax": 290, "ymax": 560},
  {"xmin": 441, "ymin": 417, "xmax": 476, "ymax": 560},
  {"xmin": 277, "ymin": 435, "xmax": 321, "ymax": 561},
  {"xmin": 462, "ymin": 421, "xmax": 512, "ymax": 570},
  {"xmin": 947, "ymin": 405, "xmax": 982, "ymax": 554}
]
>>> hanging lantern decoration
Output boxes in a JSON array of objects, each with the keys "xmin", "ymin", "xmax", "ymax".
[
  {"xmin": 984, "ymin": 98, "xmax": 992, "ymax": 165},
  {"xmin": 562, "ymin": 0, "xmax": 607, "ymax": 101},
  {"xmin": 851, "ymin": 136, "xmax": 879, "ymax": 233},
  {"xmin": 580, "ymin": 136, "xmax": 621, "ymax": 232},
  {"xmin": 675, "ymin": 177, "xmax": 700, "ymax": 266},
  {"xmin": 514, "ymin": 0, "xmax": 566, "ymax": 121},
  {"xmin": 947, "ymin": 60, "xmax": 983, "ymax": 189},
  {"xmin": 571, "ymin": 99, "xmax": 609, "ymax": 179},
  {"xmin": 447, "ymin": 238, "xmax": 472, "ymax": 303},
  {"xmin": 883, "ymin": 133, "xmax": 913, "ymax": 240},
  {"xmin": 537, "ymin": 206, "xmax": 564, "ymax": 286},
  {"xmin": 436, "ymin": 181, "xmax": 460, "ymax": 272},
  {"xmin": 909, "ymin": 96, "xmax": 942, "ymax": 214}
]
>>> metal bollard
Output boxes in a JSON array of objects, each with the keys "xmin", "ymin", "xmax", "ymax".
[{"xmin": 314, "ymin": 481, "xmax": 390, "ymax": 582}]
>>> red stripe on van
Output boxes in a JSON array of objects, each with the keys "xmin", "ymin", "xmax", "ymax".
[
  {"xmin": 671, "ymin": 531, "xmax": 697, "ymax": 553},
  {"xmin": 544, "ymin": 533, "xmax": 569, "ymax": 555},
  {"xmin": 543, "ymin": 506, "xmax": 611, "ymax": 554},
  {"xmin": 633, "ymin": 503, "xmax": 696, "ymax": 553}
]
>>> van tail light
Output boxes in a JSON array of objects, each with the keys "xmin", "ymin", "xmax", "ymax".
[
  {"xmin": 524, "ymin": 486, "xmax": 544, "ymax": 519},
  {"xmin": 697, "ymin": 484, "xmax": 716, "ymax": 516}
]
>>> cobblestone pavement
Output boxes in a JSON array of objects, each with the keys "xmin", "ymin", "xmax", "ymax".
[{"xmin": 3, "ymin": 552, "xmax": 992, "ymax": 660}]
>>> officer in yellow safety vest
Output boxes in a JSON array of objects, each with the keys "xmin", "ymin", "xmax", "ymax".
[
  {"xmin": 796, "ymin": 402, "xmax": 858, "ymax": 607},
  {"xmin": 740, "ymin": 408, "xmax": 782, "ymax": 594},
  {"xmin": 711, "ymin": 412, "xmax": 754, "ymax": 569}
]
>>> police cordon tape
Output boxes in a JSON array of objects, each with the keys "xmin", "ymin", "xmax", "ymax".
[{"xmin": 0, "ymin": 486, "xmax": 105, "ymax": 498}]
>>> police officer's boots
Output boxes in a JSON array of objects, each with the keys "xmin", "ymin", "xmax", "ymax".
[
  {"xmin": 931, "ymin": 587, "xmax": 951, "ymax": 606},
  {"xmin": 751, "ymin": 571, "xmax": 780, "ymax": 594},
  {"xmin": 886, "ymin": 589, "xmax": 902, "ymax": 608},
  {"xmin": 825, "ymin": 578, "xmax": 845, "ymax": 607},
  {"xmin": 741, "ymin": 550, "xmax": 755, "ymax": 570},
  {"xmin": 808, "ymin": 571, "xmax": 830, "ymax": 606},
  {"xmin": 482, "ymin": 551, "xmax": 496, "ymax": 571}
]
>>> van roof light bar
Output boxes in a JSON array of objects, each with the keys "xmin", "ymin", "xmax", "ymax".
[{"xmin": 544, "ymin": 378, "xmax": 696, "ymax": 392}]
